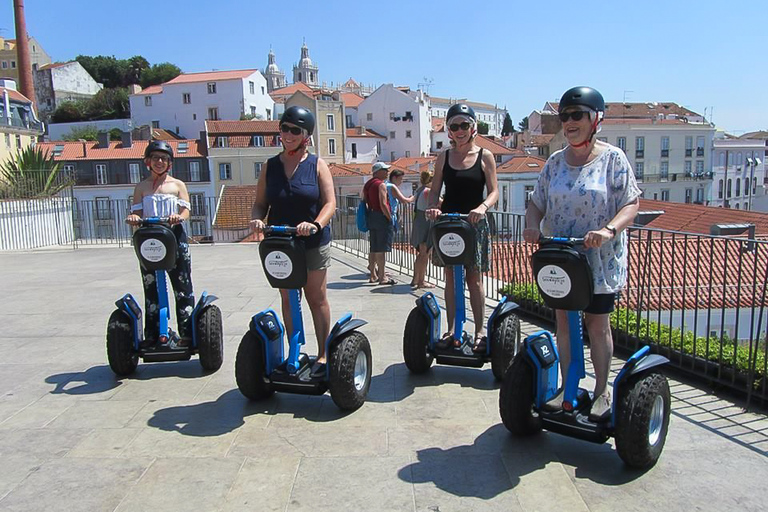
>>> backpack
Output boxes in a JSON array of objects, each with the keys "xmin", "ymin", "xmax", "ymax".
[{"xmin": 356, "ymin": 200, "xmax": 368, "ymax": 232}]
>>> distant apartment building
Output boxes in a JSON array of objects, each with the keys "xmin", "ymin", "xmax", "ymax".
[
  {"xmin": 38, "ymin": 135, "xmax": 213, "ymax": 239},
  {"xmin": 0, "ymin": 79, "xmax": 44, "ymax": 162},
  {"xmin": 711, "ymin": 134, "xmax": 766, "ymax": 211},
  {"xmin": 286, "ymin": 90, "xmax": 345, "ymax": 164},
  {"xmin": 33, "ymin": 61, "xmax": 102, "ymax": 121},
  {"xmin": 429, "ymin": 96, "xmax": 507, "ymax": 138},
  {"xmin": 339, "ymin": 91, "xmax": 364, "ymax": 129},
  {"xmin": 206, "ymin": 120, "xmax": 284, "ymax": 188},
  {"xmin": 130, "ymin": 69, "xmax": 274, "ymax": 139},
  {"xmin": 345, "ymin": 126, "xmax": 384, "ymax": 163},
  {"xmin": 0, "ymin": 36, "xmax": 51, "ymax": 81},
  {"xmin": 357, "ymin": 84, "xmax": 430, "ymax": 162}
]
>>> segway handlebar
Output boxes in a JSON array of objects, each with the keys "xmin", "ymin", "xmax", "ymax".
[
  {"xmin": 437, "ymin": 213, "xmax": 471, "ymax": 221},
  {"xmin": 539, "ymin": 236, "xmax": 585, "ymax": 245},
  {"xmin": 263, "ymin": 225, "xmax": 318, "ymax": 236}
]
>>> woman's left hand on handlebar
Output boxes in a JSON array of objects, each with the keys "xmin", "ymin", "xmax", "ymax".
[
  {"xmin": 467, "ymin": 205, "xmax": 486, "ymax": 225},
  {"xmin": 584, "ymin": 228, "xmax": 612, "ymax": 248},
  {"xmin": 168, "ymin": 213, "xmax": 183, "ymax": 225},
  {"xmin": 296, "ymin": 221, "xmax": 316, "ymax": 237}
]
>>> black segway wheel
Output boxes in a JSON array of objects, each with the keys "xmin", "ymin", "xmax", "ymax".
[
  {"xmin": 499, "ymin": 353, "xmax": 542, "ymax": 436},
  {"xmin": 197, "ymin": 305, "xmax": 223, "ymax": 372},
  {"xmin": 328, "ymin": 331, "xmax": 372, "ymax": 411},
  {"xmin": 491, "ymin": 314, "xmax": 521, "ymax": 381},
  {"xmin": 106, "ymin": 310, "xmax": 138, "ymax": 376},
  {"xmin": 235, "ymin": 331, "xmax": 274, "ymax": 400},
  {"xmin": 403, "ymin": 307, "xmax": 434, "ymax": 373},
  {"xmin": 614, "ymin": 371, "xmax": 671, "ymax": 469}
]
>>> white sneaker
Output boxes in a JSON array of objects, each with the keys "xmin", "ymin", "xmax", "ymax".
[
  {"xmin": 589, "ymin": 393, "xmax": 612, "ymax": 422},
  {"xmin": 541, "ymin": 389, "xmax": 564, "ymax": 411}
]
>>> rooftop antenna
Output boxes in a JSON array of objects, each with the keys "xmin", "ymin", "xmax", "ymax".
[
  {"xmin": 418, "ymin": 77, "xmax": 434, "ymax": 95},
  {"xmin": 623, "ymin": 90, "xmax": 634, "ymax": 103}
]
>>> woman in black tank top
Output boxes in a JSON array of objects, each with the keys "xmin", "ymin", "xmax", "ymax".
[{"xmin": 426, "ymin": 103, "xmax": 499, "ymax": 352}]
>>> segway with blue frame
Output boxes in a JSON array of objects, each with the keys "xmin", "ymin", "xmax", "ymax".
[
  {"xmin": 107, "ymin": 217, "xmax": 223, "ymax": 376},
  {"xmin": 235, "ymin": 226, "xmax": 372, "ymax": 411},
  {"xmin": 403, "ymin": 213, "xmax": 521, "ymax": 380},
  {"xmin": 499, "ymin": 236, "xmax": 671, "ymax": 468}
]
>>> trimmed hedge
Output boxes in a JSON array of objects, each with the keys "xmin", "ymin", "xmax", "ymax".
[{"xmin": 500, "ymin": 283, "xmax": 766, "ymax": 388}]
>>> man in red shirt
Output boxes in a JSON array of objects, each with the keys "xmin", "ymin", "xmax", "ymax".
[{"xmin": 362, "ymin": 162, "xmax": 395, "ymax": 284}]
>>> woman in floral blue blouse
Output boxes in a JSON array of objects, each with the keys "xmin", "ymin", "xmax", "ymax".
[{"xmin": 523, "ymin": 86, "xmax": 641, "ymax": 422}]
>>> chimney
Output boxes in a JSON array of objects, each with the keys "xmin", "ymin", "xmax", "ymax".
[
  {"xmin": 128, "ymin": 84, "xmax": 142, "ymax": 95},
  {"xmin": 97, "ymin": 131, "xmax": 110, "ymax": 149},
  {"xmin": 120, "ymin": 129, "xmax": 132, "ymax": 148},
  {"xmin": 79, "ymin": 139, "xmax": 87, "ymax": 158},
  {"xmin": 357, "ymin": 125, "xmax": 365, "ymax": 136},
  {"xmin": 13, "ymin": 0, "xmax": 35, "ymax": 107}
]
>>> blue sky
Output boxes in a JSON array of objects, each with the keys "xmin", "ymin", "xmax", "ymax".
[{"xmin": 2, "ymin": 0, "xmax": 766, "ymax": 134}]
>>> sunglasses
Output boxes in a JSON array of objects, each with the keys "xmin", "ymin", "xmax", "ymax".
[
  {"xmin": 149, "ymin": 154, "xmax": 171, "ymax": 163},
  {"xmin": 448, "ymin": 122, "xmax": 471, "ymax": 132},
  {"xmin": 280, "ymin": 124, "xmax": 304, "ymax": 136},
  {"xmin": 558, "ymin": 110, "xmax": 591, "ymax": 122}
]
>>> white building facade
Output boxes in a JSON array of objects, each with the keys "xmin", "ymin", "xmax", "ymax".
[
  {"xmin": 711, "ymin": 135, "xmax": 766, "ymax": 211},
  {"xmin": 345, "ymin": 127, "xmax": 384, "ymax": 163},
  {"xmin": 357, "ymin": 84, "xmax": 431, "ymax": 162},
  {"xmin": 130, "ymin": 69, "xmax": 274, "ymax": 139}
]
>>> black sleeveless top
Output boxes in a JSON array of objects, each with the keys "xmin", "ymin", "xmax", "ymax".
[
  {"xmin": 440, "ymin": 148, "xmax": 486, "ymax": 214},
  {"xmin": 265, "ymin": 153, "xmax": 331, "ymax": 249}
]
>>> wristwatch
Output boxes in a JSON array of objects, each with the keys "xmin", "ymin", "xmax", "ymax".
[{"xmin": 605, "ymin": 224, "xmax": 617, "ymax": 238}]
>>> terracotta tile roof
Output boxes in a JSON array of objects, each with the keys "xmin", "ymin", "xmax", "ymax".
[
  {"xmin": 432, "ymin": 118, "xmax": 444, "ymax": 132},
  {"xmin": 476, "ymin": 135, "xmax": 516, "ymax": 155},
  {"xmin": 546, "ymin": 101, "xmax": 703, "ymax": 119},
  {"xmin": 391, "ymin": 156, "xmax": 436, "ymax": 173},
  {"xmin": 739, "ymin": 131, "xmax": 768, "ymax": 140},
  {"xmin": 214, "ymin": 185, "xmax": 258, "ymax": 232},
  {"xmin": 328, "ymin": 163, "xmax": 369, "ymax": 177},
  {"xmin": 133, "ymin": 85, "xmax": 163, "ymax": 96},
  {"xmin": 152, "ymin": 128, "xmax": 182, "ymax": 140},
  {"xmin": 525, "ymin": 134, "xmax": 555, "ymax": 146},
  {"xmin": 0, "ymin": 86, "xmax": 32, "ymax": 104},
  {"xmin": 340, "ymin": 92, "xmax": 364, "ymax": 108},
  {"xmin": 207, "ymin": 120, "xmax": 280, "ymax": 134},
  {"xmin": 345, "ymin": 127, "xmax": 385, "ymax": 138},
  {"xmin": 269, "ymin": 82, "xmax": 314, "ymax": 100},
  {"xmin": 166, "ymin": 69, "xmax": 259, "ymax": 85},
  {"xmin": 637, "ymin": 199, "xmax": 768, "ymax": 236},
  {"xmin": 602, "ymin": 118, "xmax": 690, "ymax": 126},
  {"xmin": 37, "ymin": 139, "xmax": 205, "ymax": 160},
  {"xmin": 496, "ymin": 155, "xmax": 546, "ymax": 174},
  {"xmin": 343, "ymin": 78, "xmax": 360, "ymax": 88},
  {"xmin": 208, "ymin": 134, "xmax": 281, "ymax": 149}
]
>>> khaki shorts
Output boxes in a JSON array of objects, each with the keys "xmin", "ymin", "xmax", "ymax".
[{"xmin": 307, "ymin": 243, "xmax": 331, "ymax": 271}]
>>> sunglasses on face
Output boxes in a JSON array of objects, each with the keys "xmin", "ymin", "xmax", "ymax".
[
  {"xmin": 280, "ymin": 124, "xmax": 304, "ymax": 136},
  {"xmin": 448, "ymin": 122, "xmax": 471, "ymax": 132},
  {"xmin": 558, "ymin": 110, "xmax": 591, "ymax": 122},
  {"xmin": 149, "ymin": 154, "xmax": 171, "ymax": 163}
]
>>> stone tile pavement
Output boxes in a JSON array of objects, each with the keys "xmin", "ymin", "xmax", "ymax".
[{"xmin": 0, "ymin": 244, "xmax": 766, "ymax": 511}]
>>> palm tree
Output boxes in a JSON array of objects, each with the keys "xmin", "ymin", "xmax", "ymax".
[{"xmin": 0, "ymin": 145, "xmax": 74, "ymax": 199}]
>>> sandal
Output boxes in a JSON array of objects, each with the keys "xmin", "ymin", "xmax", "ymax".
[
  {"xmin": 435, "ymin": 332, "xmax": 454, "ymax": 349},
  {"xmin": 378, "ymin": 278, "xmax": 396, "ymax": 285},
  {"xmin": 473, "ymin": 334, "xmax": 488, "ymax": 353},
  {"xmin": 418, "ymin": 283, "xmax": 435, "ymax": 289}
]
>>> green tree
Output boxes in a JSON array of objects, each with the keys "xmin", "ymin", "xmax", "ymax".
[
  {"xmin": 140, "ymin": 62, "xmax": 182, "ymax": 88},
  {"xmin": 62, "ymin": 125, "xmax": 98, "ymax": 141},
  {"xmin": 0, "ymin": 145, "xmax": 74, "ymax": 198},
  {"xmin": 84, "ymin": 88, "xmax": 130, "ymax": 120},
  {"xmin": 126, "ymin": 55, "xmax": 150, "ymax": 85},
  {"xmin": 518, "ymin": 116, "xmax": 529, "ymax": 132},
  {"xmin": 109, "ymin": 128, "xmax": 124, "ymax": 140},
  {"xmin": 502, "ymin": 113, "xmax": 515, "ymax": 135},
  {"xmin": 76, "ymin": 55, "xmax": 129, "ymax": 88},
  {"xmin": 477, "ymin": 120, "xmax": 489, "ymax": 135},
  {"xmin": 51, "ymin": 101, "xmax": 87, "ymax": 123}
]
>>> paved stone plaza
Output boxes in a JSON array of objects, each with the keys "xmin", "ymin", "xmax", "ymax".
[{"xmin": 0, "ymin": 243, "xmax": 766, "ymax": 511}]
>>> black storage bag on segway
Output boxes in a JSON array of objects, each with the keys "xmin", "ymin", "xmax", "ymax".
[
  {"xmin": 431, "ymin": 217, "xmax": 475, "ymax": 267},
  {"xmin": 531, "ymin": 242, "xmax": 593, "ymax": 311},
  {"xmin": 133, "ymin": 225, "xmax": 178, "ymax": 271},
  {"xmin": 259, "ymin": 235, "xmax": 308, "ymax": 290}
]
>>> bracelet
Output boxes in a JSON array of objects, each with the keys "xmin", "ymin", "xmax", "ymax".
[
  {"xmin": 312, "ymin": 221, "xmax": 322, "ymax": 232},
  {"xmin": 481, "ymin": 201, "xmax": 490, "ymax": 210}
]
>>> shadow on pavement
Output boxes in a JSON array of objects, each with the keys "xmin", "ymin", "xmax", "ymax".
[
  {"xmin": 399, "ymin": 424, "xmax": 647, "ymax": 498},
  {"xmin": 45, "ymin": 361, "xmax": 210, "ymax": 395}
]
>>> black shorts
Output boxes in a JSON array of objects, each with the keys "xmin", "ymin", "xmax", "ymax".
[{"xmin": 584, "ymin": 293, "xmax": 616, "ymax": 315}]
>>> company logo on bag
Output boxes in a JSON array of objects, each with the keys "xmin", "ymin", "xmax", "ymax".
[
  {"xmin": 537, "ymin": 265, "xmax": 571, "ymax": 298},
  {"xmin": 439, "ymin": 233, "xmax": 465, "ymax": 258},
  {"xmin": 140, "ymin": 239, "xmax": 167, "ymax": 262},
  {"xmin": 265, "ymin": 251, "xmax": 293, "ymax": 279}
]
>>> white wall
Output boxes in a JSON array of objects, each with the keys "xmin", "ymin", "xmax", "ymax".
[
  {"xmin": 0, "ymin": 198, "xmax": 74, "ymax": 250},
  {"xmin": 711, "ymin": 138, "xmax": 766, "ymax": 211},
  {"xmin": 345, "ymin": 136, "xmax": 380, "ymax": 163},
  {"xmin": 130, "ymin": 71, "xmax": 274, "ymax": 139},
  {"xmin": 648, "ymin": 308, "xmax": 766, "ymax": 345},
  {"xmin": 47, "ymin": 119, "xmax": 134, "ymax": 141}
]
